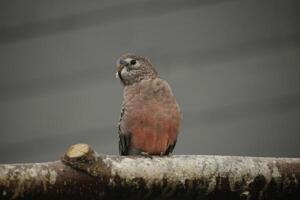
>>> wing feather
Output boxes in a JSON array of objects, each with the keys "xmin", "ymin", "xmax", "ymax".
[{"xmin": 118, "ymin": 101, "xmax": 131, "ymax": 155}]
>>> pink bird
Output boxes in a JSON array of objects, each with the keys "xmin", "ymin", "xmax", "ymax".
[{"xmin": 116, "ymin": 53, "xmax": 181, "ymax": 156}]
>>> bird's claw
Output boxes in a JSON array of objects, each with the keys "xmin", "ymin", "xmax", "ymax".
[
  {"xmin": 141, "ymin": 152, "xmax": 153, "ymax": 159},
  {"xmin": 159, "ymin": 152, "xmax": 172, "ymax": 157},
  {"xmin": 166, "ymin": 152, "xmax": 173, "ymax": 157}
]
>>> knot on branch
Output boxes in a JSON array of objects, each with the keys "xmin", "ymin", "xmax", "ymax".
[{"xmin": 62, "ymin": 143, "xmax": 111, "ymax": 178}]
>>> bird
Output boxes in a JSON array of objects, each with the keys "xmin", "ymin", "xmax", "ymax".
[{"xmin": 116, "ymin": 53, "xmax": 181, "ymax": 156}]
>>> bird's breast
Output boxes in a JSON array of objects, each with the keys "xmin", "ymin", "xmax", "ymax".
[
  {"xmin": 126, "ymin": 98, "xmax": 180, "ymax": 154},
  {"xmin": 128, "ymin": 106, "xmax": 180, "ymax": 154},
  {"xmin": 122, "ymin": 79, "xmax": 181, "ymax": 154}
]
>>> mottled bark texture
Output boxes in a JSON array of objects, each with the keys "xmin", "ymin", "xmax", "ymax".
[{"xmin": 0, "ymin": 143, "xmax": 299, "ymax": 200}]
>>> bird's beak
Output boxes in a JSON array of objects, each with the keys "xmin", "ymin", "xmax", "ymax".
[
  {"xmin": 119, "ymin": 59, "xmax": 129, "ymax": 67},
  {"xmin": 116, "ymin": 59, "xmax": 129, "ymax": 79}
]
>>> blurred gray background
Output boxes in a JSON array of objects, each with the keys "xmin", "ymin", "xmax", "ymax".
[{"xmin": 0, "ymin": 0, "xmax": 299, "ymax": 163}]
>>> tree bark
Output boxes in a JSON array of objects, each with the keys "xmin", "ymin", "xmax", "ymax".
[{"xmin": 0, "ymin": 143, "xmax": 299, "ymax": 200}]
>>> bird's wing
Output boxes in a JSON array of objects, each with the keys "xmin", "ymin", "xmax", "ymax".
[{"xmin": 118, "ymin": 101, "xmax": 131, "ymax": 155}]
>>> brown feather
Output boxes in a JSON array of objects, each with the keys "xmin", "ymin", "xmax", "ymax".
[{"xmin": 119, "ymin": 78, "xmax": 181, "ymax": 155}]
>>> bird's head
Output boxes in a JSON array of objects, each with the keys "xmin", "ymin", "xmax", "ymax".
[{"xmin": 116, "ymin": 53, "xmax": 158, "ymax": 86}]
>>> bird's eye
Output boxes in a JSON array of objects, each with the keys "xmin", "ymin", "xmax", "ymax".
[{"xmin": 130, "ymin": 60, "xmax": 136, "ymax": 65}]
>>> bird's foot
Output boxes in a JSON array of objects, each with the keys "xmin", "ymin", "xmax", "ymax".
[
  {"xmin": 166, "ymin": 152, "xmax": 173, "ymax": 157},
  {"xmin": 159, "ymin": 152, "xmax": 173, "ymax": 157},
  {"xmin": 140, "ymin": 152, "xmax": 153, "ymax": 159}
]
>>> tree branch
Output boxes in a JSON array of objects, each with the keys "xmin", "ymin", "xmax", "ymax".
[{"xmin": 0, "ymin": 143, "xmax": 299, "ymax": 200}]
